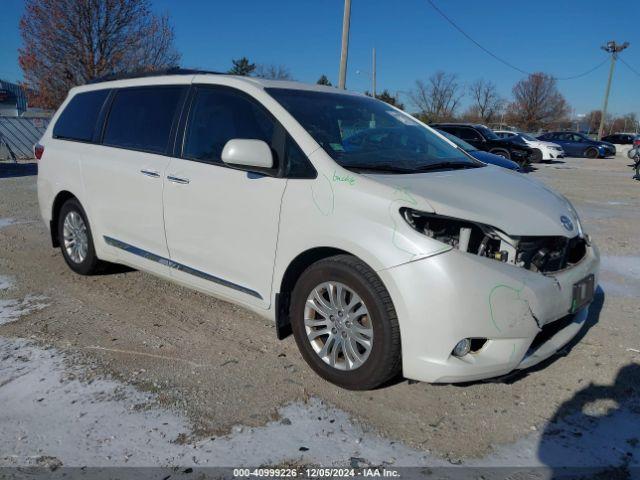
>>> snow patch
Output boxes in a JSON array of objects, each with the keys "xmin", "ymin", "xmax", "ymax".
[
  {"xmin": 0, "ymin": 294, "xmax": 48, "ymax": 326},
  {"xmin": 0, "ymin": 275, "xmax": 14, "ymax": 291},
  {"xmin": 0, "ymin": 218, "xmax": 16, "ymax": 229},
  {"xmin": 1, "ymin": 338, "xmax": 637, "ymax": 471},
  {"xmin": 0, "ymin": 338, "xmax": 434, "ymax": 468}
]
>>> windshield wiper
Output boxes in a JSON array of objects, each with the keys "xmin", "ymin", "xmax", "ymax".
[
  {"xmin": 342, "ymin": 161, "xmax": 478, "ymax": 174},
  {"xmin": 341, "ymin": 164, "xmax": 417, "ymax": 173},
  {"xmin": 413, "ymin": 161, "xmax": 478, "ymax": 172}
]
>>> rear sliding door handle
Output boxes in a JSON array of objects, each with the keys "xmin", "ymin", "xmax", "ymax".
[
  {"xmin": 167, "ymin": 175, "xmax": 190, "ymax": 185},
  {"xmin": 140, "ymin": 169, "xmax": 160, "ymax": 178}
]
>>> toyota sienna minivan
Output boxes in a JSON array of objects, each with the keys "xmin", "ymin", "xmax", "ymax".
[{"xmin": 37, "ymin": 70, "xmax": 599, "ymax": 390}]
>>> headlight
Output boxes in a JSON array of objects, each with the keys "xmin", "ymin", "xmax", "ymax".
[{"xmin": 400, "ymin": 208, "xmax": 509, "ymax": 260}]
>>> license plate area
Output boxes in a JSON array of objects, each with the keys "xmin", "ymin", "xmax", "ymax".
[{"xmin": 571, "ymin": 274, "xmax": 595, "ymax": 313}]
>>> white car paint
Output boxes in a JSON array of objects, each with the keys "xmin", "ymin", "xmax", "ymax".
[
  {"xmin": 37, "ymin": 74, "xmax": 599, "ymax": 385},
  {"xmin": 495, "ymin": 130, "xmax": 565, "ymax": 160}
]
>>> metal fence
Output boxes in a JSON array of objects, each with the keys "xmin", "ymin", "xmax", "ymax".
[{"xmin": 0, "ymin": 116, "xmax": 49, "ymax": 161}]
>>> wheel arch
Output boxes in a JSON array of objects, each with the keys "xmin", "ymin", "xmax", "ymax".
[
  {"xmin": 489, "ymin": 148, "xmax": 510, "ymax": 158},
  {"xmin": 50, "ymin": 190, "xmax": 78, "ymax": 247},
  {"xmin": 275, "ymin": 246, "xmax": 369, "ymax": 340}
]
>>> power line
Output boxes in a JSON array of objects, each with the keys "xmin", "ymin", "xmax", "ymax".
[
  {"xmin": 619, "ymin": 56, "xmax": 640, "ymax": 78},
  {"xmin": 426, "ymin": 0, "xmax": 609, "ymax": 81}
]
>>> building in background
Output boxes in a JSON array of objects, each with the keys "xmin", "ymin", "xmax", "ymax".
[
  {"xmin": 0, "ymin": 79, "xmax": 52, "ymax": 161},
  {"xmin": 0, "ymin": 79, "xmax": 28, "ymax": 117}
]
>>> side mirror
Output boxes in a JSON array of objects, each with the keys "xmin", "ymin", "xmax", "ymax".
[{"xmin": 221, "ymin": 139, "xmax": 273, "ymax": 170}]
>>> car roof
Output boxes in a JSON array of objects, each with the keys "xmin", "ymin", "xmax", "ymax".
[
  {"xmin": 431, "ymin": 123, "xmax": 488, "ymax": 128},
  {"xmin": 70, "ymin": 70, "xmax": 360, "ymax": 97}
]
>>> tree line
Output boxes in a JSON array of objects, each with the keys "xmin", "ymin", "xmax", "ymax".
[{"xmin": 17, "ymin": 0, "xmax": 637, "ymax": 135}]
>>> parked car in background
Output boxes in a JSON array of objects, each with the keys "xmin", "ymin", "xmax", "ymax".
[
  {"xmin": 431, "ymin": 123, "xmax": 533, "ymax": 167},
  {"xmin": 37, "ymin": 71, "xmax": 599, "ymax": 389},
  {"xmin": 436, "ymin": 129, "xmax": 520, "ymax": 170},
  {"xmin": 494, "ymin": 130, "xmax": 564, "ymax": 162},
  {"xmin": 601, "ymin": 133, "xmax": 637, "ymax": 145},
  {"xmin": 537, "ymin": 132, "xmax": 616, "ymax": 158}
]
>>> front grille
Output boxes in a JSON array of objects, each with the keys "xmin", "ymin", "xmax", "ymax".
[
  {"xmin": 529, "ymin": 314, "xmax": 576, "ymax": 351},
  {"xmin": 517, "ymin": 235, "xmax": 587, "ymax": 273}
]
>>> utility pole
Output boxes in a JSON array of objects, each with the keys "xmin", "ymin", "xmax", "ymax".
[
  {"xmin": 338, "ymin": 0, "xmax": 352, "ymax": 90},
  {"xmin": 598, "ymin": 41, "xmax": 629, "ymax": 140},
  {"xmin": 372, "ymin": 47, "xmax": 376, "ymax": 97}
]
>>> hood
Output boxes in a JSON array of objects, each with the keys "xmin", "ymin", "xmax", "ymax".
[
  {"xmin": 469, "ymin": 150, "xmax": 520, "ymax": 170},
  {"xmin": 366, "ymin": 166, "xmax": 578, "ymax": 237},
  {"xmin": 494, "ymin": 138, "xmax": 529, "ymax": 150}
]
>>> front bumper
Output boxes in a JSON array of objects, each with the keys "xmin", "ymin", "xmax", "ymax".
[
  {"xmin": 544, "ymin": 148, "xmax": 565, "ymax": 160},
  {"xmin": 379, "ymin": 242, "xmax": 599, "ymax": 383}
]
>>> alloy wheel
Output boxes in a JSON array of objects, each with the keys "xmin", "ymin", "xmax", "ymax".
[
  {"xmin": 304, "ymin": 281, "xmax": 373, "ymax": 371},
  {"xmin": 62, "ymin": 211, "xmax": 89, "ymax": 264}
]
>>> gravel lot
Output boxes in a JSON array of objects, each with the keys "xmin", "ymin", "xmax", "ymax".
[{"xmin": 0, "ymin": 154, "xmax": 639, "ymax": 472}]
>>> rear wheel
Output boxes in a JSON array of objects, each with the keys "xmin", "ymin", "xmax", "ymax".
[
  {"xmin": 290, "ymin": 255, "xmax": 401, "ymax": 390},
  {"xmin": 585, "ymin": 147, "xmax": 599, "ymax": 159},
  {"xmin": 58, "ymin": 198, "xmax": 104, "ymax": 275}
]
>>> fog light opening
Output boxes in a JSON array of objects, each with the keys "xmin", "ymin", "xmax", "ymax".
[
  {"xmin": 452, "ymin": 338, "xmax": 488, "ymax": 357},
  {"xmin": 452, "ymin": 338, "xmax": 471, "ymax": 357}
]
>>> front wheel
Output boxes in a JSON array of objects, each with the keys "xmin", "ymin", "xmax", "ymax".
[
  {"xmin": 531, "ymin": 148, "xmax": 544, "ymax": 163},
  {"xmin": 290, "ymin": 255, "xmax": 401, "ymax": 390}
]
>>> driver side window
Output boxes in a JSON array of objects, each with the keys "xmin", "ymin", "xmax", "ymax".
[{"xmin": 183, "ymin": 87, "xmax": 275, "ymax": 164}]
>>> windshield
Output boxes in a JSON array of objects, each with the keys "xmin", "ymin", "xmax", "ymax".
[
  {"xmin": 476, "ymin": 125, "xmax": 500, "ymax": 140},
  {"xmin": 518, "ymin": 133, "xmax": 537, "ymax": 141},
  {"xmin": 266, "ymin": 88, "xmax": 481, "ymax": 173},
  {"xmin": 436, "ymin": 129, "xmax": 477, "ymax": 152}
]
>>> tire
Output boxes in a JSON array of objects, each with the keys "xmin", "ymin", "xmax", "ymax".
[
  {"xmin": 490, "ymin": 149, "xmax": 511, "ymax": 160},
  {"xmin": 627, "ymin": 148, "xmax": 638, "ymax": 160},
  {"xmin": 290, "ymin": 255, "xmax": 401, "ymax": 390},
  {"xmin": 585, "ymin": 147, "xmax": 599, "ymax": 159},
  {"xmin": 531, "ymin": 148, "xmax": 544, "ymax": 163},
  {"xmin": 57, "ymin": 198, "xmax": 104, "ymax": 275}
]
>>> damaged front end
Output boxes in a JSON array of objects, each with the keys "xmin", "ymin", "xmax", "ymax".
[{"xmin": 400, "ymin": 207, "xmax": 589, "ymax": 274}]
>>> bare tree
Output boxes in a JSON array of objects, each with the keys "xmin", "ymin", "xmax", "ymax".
[
  {"xmin": 585, "ymin": 110, "xmax": 603, "ymax": 134},
  {"xmin": 409, "ymin": 71, "xmax": 462, "ymax": 123},
  {"xmin": 19, "ymin": 0, "xmax": 180, "ymax": 109},
  {"xmin": 254, "ymin": 64, "xmax": 293, "ymax": 80},
  {"xmin": 467, "ymin": 79, "xmax": 503, "ymax": 123},
  {"xmin": 507, "ymin": 73, "xmax": 570, "ymax": 131}
]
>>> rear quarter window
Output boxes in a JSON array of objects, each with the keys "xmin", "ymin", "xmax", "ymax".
[
  {"xmin": 53, "ymin": 89, "xmax": 110, "ymax": 142},
  {"xmin": 103, "ymin": 86, "xmax": 184, "ymax": 155}
]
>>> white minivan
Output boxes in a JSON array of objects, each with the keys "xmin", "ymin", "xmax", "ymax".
[{"xmin": 37, "ymin": 70, "xmax": 599, "ymax": 389}]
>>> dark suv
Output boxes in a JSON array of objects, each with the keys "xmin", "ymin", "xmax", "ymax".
[
  {"xmin": 431, "ymin": 123, "xmax": 533, "ymax": 166},
  {"xmin": 601, "ymin": 133, "xmax": 636, "ymax": 145}
]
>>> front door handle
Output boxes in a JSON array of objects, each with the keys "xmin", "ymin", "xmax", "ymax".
[
  {"xmin": 167, "ymin": 175, "xmax": 190, "ymax": 185},
  {"xmin": 140, "ymin": 169, "xmax": 160, "ymax": 178}
]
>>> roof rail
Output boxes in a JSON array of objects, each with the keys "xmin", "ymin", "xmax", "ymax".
[{"xmin": 87, "ymin": 67, "xmax": 223, "ymax": 84}]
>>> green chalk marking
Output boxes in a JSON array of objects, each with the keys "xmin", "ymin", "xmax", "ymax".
[
  {"xmin": 310, "ymin": 173, "xmax": 335, "ymax": 216},
  {"xmin": 332, "ymin": 170, "xmax": 356, "ymax": 186},
  {"xmin": 488, "ymin": 283, "xmax": 527, "ymax": 333}
]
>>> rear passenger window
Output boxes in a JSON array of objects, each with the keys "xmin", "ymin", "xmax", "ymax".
[
  {"xmin": 53, "ymin": 90, "xmax": 109, "ymax": 142},
  {"xmin": 183, "ymin": 88, "xmax": 274, "ymax": 164},
  {"xmin": 103, "ymin": 86, "xmax": 183, "ymax": 155}
]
